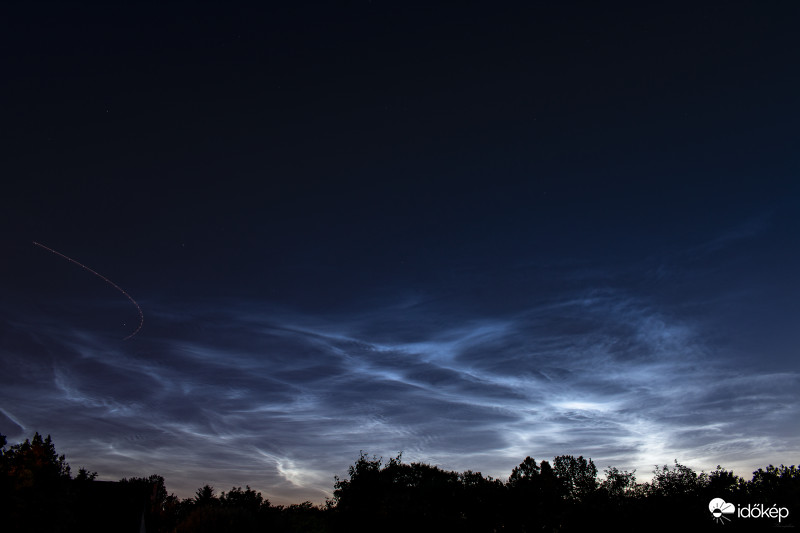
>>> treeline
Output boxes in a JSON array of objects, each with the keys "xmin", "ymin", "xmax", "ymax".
[{"xmin": 1, "ymin": 432, "xmax": 797, "ymax": 532}]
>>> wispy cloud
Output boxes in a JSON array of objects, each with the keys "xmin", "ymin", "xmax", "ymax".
[{"xmin": 3, "ymin": 275, "xmax": 796, "ymax": 503}]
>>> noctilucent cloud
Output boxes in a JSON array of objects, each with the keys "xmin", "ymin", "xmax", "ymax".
[{"xmin": 1, "ymin": 3, "xmax": 798, "ymax": 504}]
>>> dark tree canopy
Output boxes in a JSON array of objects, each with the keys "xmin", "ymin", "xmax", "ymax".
[{"xmin": 1, "ymin": 432, "xmax": 797, "ymax": 532}]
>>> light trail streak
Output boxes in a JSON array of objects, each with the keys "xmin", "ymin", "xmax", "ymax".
[{"xmin": 33, "ymin": 241, "xmax": 144, "ymax": 340}]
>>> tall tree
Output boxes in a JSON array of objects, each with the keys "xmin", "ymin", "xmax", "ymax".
[
  {"xmin": 0, "ymin": 432, "xmax": 74, "ymax": 532},
  {"xmin": 552, "ymin": 454, "xmax": 598, "ymax": 502}
]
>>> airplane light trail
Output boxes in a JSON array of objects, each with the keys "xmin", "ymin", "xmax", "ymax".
[{"xmin": 33, "ymin": 241, "xmax": 144, "ymax": 340}]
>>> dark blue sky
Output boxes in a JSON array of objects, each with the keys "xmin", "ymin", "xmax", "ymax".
[{"xmin": 1, "ymin": 2, "xmax": 798, "ymax": 503}]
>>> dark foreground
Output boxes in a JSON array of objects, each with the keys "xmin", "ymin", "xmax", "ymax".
[{"xmin": 1, "ymin": 432, "xmax": 797, "ymax": 532}]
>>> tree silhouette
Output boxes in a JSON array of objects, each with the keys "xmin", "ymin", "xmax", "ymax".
[
  {"xmin": 0, "ymin": 432, "xmax": 75, "ymax": 532},
  {"xmin": 747, "ymin": 464, "xmax": 799, "ymax": 527},
  {"xmin": 118, "ymin": 474, "xmax": 170, "ymax": 532},
  {"xmin": 705, "ymin": 464, "xmax": 743, "ymax": 498},
  {"xmin": 552, "ymin": 454, "xmax": 598, "ymax": 501},
  {"xmin": 649, "ymin": 459, "xmax": 706, "ymax": 498},
  {"xmin": 331, "ymin": 452, "xmax": 485, "ymax": 532},
  {"xmin": 220, "ymin": 485, "xmax": 268, "ymax": 514},
  {"xmin": 506, "ymin": 457, "xmax": 561, "ymax": 530},
  {"xmin": 457, "ymin": 470, "xmax": 506, "ymax": 532},
  {"xmin": 194, "ymin": 484, "xmax": 218, "ymax": 506},
  {"xmin": 3, "ymin": 430, "xmax": 798, "ymax": 532},
  {"xmin": 600, "ymin": 466, "xmax": 637, "ymax": 500}
]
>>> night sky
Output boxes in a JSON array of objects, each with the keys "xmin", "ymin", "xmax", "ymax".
[{"xmin": 2, "ymin": 2, "xmax": 799, "ymax": 504}]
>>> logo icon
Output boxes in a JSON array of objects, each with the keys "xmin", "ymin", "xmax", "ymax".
[{"xmin": 709, "ymin": 498, "xmax": 736, "ymax": 524}]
